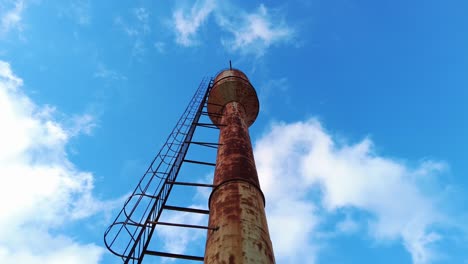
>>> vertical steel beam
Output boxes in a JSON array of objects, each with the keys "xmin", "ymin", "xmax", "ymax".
[{"xmin": 205, "ymin": 69, "xmax": 275, "ymax": 264}]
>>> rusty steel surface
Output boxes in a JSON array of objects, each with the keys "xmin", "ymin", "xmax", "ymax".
[
  {"xmin": 207, "ymin": 69, "xmax": 259, "ymax": 128},
  {"xmin": 205, "ymin": 69, "xmax": 275, "ymax": 264},
  {"xmin": 206, "ymin": 180, "xmax": 274, "ymax": 263}
]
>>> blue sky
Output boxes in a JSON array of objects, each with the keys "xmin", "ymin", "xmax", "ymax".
[{"xmin": 0, "ymin": 0, "xmax": 467, "ymax": 263}]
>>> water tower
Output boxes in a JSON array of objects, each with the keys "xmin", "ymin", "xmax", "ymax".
[{"xmin": 105, "ymin": 67, "xmax": 275, "ymax": 264}]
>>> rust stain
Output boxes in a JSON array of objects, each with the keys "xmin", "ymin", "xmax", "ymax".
[{"xmin": 205, "ymin": 69, "xmax": 275, "ymax": 264}]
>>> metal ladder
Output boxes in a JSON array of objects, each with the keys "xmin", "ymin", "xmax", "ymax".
[{"xmin": 104, "ymin": 77, "xmax": 223, "ymax": 263}]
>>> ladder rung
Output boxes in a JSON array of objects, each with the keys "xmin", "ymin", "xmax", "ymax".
[
  {"xmin": 206, "ymin": 102, "xmax": 224, "ymax": 107},
  {"xmin": 167, "ymin": 181, "xmax": 215, "ymax": 188},
  {"xmin": 145, "ymin": 250, "xmax": 204, "ymax": 261},
  {"xmin": 183, "ymin": 159, "xmax": 216, "ymax": 166},
  {"xmin": 186, "ymin": 141, "xmax": 222, "ymax": 149},
  {"xmin": 163, "ymin": 205, "xmax": 209, "ymax": 214},
  {"xmin": 194, "ymin": 122, "xmax": 226, "ymax": 129},
  {"xmin": 150, "ymin": 221, "xmax": 217, "ymax": 230},
  {"xmin": 201, "ymin": 111, "xmax": 223, "ymax": 118}
]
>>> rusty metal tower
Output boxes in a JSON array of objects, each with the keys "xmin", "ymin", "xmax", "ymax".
[
  {"xmin": 205, "ymin": 69, "xmax": 275, "ymax": 263},
  {"xmin": 104, "ymin": 67, "xmax": 275, "ymax": 263}
]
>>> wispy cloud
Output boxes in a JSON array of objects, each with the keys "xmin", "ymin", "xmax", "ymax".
[
  {"xmin": 171, "ymin": 2, "xmax": 294, "ymax": 56},
  {"xmin": 172, "ymin": 0, "xmax": 215, "ymax": 46},
  {"xmin": 259, "ymin": 77, "xmax": 291, "ymax": 113},
  {"xmin": 0, "ymin": 0, "xmax": 25, "ymax": 36},
  {"xmin": 68, "ymin": 113, "xmax": 96, "ymax": 136},
  {"xmin": 58, "ymin": 0, "xmax": 91, "ymax": 26},
  {"xmin": 0, "ymin": 60, "xmax": 117, "ymax": 263},
  {"xmin": 154, "ymin": 41, "xmax": 165, "ymax": 53},
  {"xmin": 254, "ymin": 119, "xmax": 456, "ymax": 264},
  {"xmin": 217, "ymin": 4, "xmax": 294, "ymax": 57},
  {"xmin": 115, "ymin": 7, "xmax": 152, "ymax": 60},
  {"xmin": 134, "ymin": 7, "xmax": 150, "ymax": 34},
  {"xmin": 70, "ymin": 0, "xmax": 90, "ymax": 25},
  {"xmin": 94, "ymin": 63, "xmax": 127, "ymax": 81},
  {"xmin": 335, "ymin": 214, "xmax": 360, "ymax": 234}
]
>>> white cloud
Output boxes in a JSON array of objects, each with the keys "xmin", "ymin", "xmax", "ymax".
[
  {"xmin": 0, "ymin": 0, "xmax": 25, "ymax": 35},
  {"xmin": 115, "ymin": 7, "xmax": 152, "ymax": 59},
  {"xmin": 134, "ymin": 7, "xmax": 150, "ymax": 34},
  {"xmin": 156, "ymin": 208, "xmax": 207, "ymax": 255},
  {"xmin": 0, "ymin": 61, "xmax": 115, "ymax": 263},
  {"xmin": 259, "ymin": 77, "xmax": 291, "ymax": 114},
  {"xmin": 154, "ymin": 41, "xmax": 165, "ymax": 53},
  {"xmin": 135, "ymin": 116, "xmax": 455, "ymax": 263},
  {"xmin": 335, "ymin": 214, "xmax": 360, "ymax": 234},
  {"xmin": 267, "ymin": 198, "xmax": 319, "ymax": 264},
  {"xmin": 115, "ymin": 7, "xmax": 150, "ymax": 37},
  {"xmin": 57, "ymin": 0, "xmax": 91, "ymax": 26},
  {"xmin": 131, "ymin": 39, "xmax": 145, "ymax": 58},
  {"xmin": 172, "ymin": 0, "xmax": 215, "ymax": 46},
  {"xmin": 115, "ymin": 16, "xmax": 138, "ymax": 37},
  {"xmin": 94, "ymin": 63, "xmax": 127, "ymax": 81},
  {"xmin": 72, "ymin": 114, "xmax": 95, "ymax": 135},
  {"xmin": 217, "ymin": 4, "xmax": 293, "ymax": 57},
  {"xmin": 143, "ymin": 118, "xmax": 455, "ymax": 263},
  {"xmin": 0, "ymin": 230, "xmax": 103, "ymax": 264},
  {"xmin": 254, "ymin": 119, "xmax": 450, "ymax": 264},
  {"xmin": 68, "ymin": 0, "xmax": 91, "ymax": 26},
  {"xmin": 170, "ymin": 2, "xmax": 293, "ymax": 56}
]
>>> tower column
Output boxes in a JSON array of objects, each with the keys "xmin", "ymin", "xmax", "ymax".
[{"xmin": 205, "ymin": 70, "xmax": 275, "ymax": 264}]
